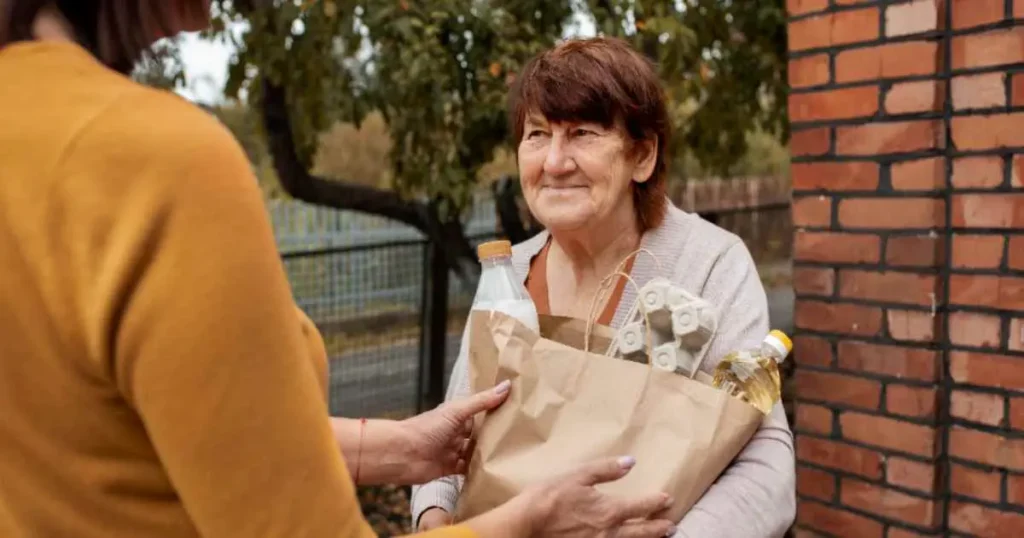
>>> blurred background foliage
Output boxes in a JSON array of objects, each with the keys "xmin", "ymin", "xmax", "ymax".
[{"xmin": 139, "ymin": 0, "xmax": 788, "ymax": 217}]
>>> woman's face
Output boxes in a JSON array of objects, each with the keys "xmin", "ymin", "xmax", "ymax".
[{"xmin": 517, "ymin": 112, "xmax": 656, "ymax": 234}]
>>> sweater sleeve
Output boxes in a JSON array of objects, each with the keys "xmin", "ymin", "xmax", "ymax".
[
  {"xmin": 108, "ymin": 113, "xmax": 477, "ymax": 538},
  {"xmin": 409, "ymin": 324, "xmax": 473, "ymax": 526},
  {"xmin": 673, "ymin": 241, "xmax": 797, "ymax": 538}
]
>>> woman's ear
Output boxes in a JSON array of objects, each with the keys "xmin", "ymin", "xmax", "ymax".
[{"xmin": 631, "ymin": 136, "xmax": 658, "ymax": 184}]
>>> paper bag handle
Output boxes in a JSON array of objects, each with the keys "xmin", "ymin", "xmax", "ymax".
[{"xmin": 584, "ymin": 270, "xmax": 654, "ymax": 367}]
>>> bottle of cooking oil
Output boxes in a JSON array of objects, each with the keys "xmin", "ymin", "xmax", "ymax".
[{"xmin": 712, "ymin": 330, "xmax": 792, "ymax": 415}]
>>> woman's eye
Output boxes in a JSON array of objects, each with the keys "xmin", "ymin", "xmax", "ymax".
[
  {"xmin": 574, "ymin": 128, "xmax": 595, "ymax": 137},
  {"xmin": 527, "ymin": 130, "xmax": 546, "ymax": 139}
]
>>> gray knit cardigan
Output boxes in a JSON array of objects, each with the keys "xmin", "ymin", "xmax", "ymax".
[{"xmin": 411, "ymin": 200, "xmax": 797, "ymax": 537}]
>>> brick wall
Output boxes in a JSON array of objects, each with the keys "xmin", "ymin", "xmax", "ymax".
[{"xmin": 787, "ymin": 1, "xmax": 1024, "ymax": 536}]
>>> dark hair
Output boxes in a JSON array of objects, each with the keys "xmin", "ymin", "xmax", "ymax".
[
  {"xmin": 508, "ymin": 37, "xmax": 671, "ymax": 232},
  {"xmin": 0, "ymin": 1, "xmax": 192, "ymax": 74}
]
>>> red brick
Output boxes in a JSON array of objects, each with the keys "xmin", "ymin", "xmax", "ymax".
[
  {"xmin": 952, "ymin": 156, "xmax": 1004, "ymax": 189},
  {"xmin": 949, "ymin": 274, "xmax": 1024, "ymax": 310},
  {"xmin": 841, "ymin": 411, "xmax": 938, "ymax": 457},
  {"xmin": 797, "ymin": 437, "xmax": 885, "ymax": 478},
  {"xmin": 886, "ymin": 0, "xmax": 940, "ymax": 37},
  {"xmin": 887, "ymin": 385, "xmax": 938, "ymax": 419},
  {"xmin": 952, "ymin": 27, "xmax": 1024, "ymax": 70},
  {"xmin": 1011, "ymin": 397, "xmax": 1024, "ymax": 430},
  {"xmin": 795, "ymin": 334, "xmax": 834, "ymax": 367},
  {"xmin": 796, "ymin": 301, "xmax": 884, "ymax": 336},
  {"xmin": 791, "ymin": 87, "xmax": 880, "ymax": 123},
  {"xmin": 795, "ymin": 370, "xmax": 882, "ymax": 409},
  {"xmin": 791, "ymin": 127, "xmax": 831, "ymax": 156},
  {"xmin": 787, "ymin": 0, "xmax": 829, "ymax": 17},
  {"xmin": 950, "ymin": 426, "xmax": 1024, "ymax": 470},
  {"xmin": 841, "ymin": 478, "xmax": 938, "ymax": 527},
  {"xmin": 952, "ymin": 73, "xmax": 1007, "ymax": 110},
  {"xmin": 952, "ymin": 234, "xmax": 1004, "ymax": 269},
  {"xmin": 795, "ymin": 231, "xmax": 881, "ymax": 264},
  {"xmin": 839, "ymin": 270, "xmax": 940, "ymax": 307},
  {"xmin": 949, "ymin": 274, "xmax": 1000, "ymax": 307},
  {"xmin": 838, "ymin": 341, "xmax": 939, "ymax": 381},
  {"xmin": 797, "ymin": 500, "xmax": 884, "ymax": 538},
  {"xmin": 836, "ymin": 120, "xmax": 941, "ymax": 156},
  {"xmin": 1010, "ymin": 236, "xmax": 1024, "ymax": 270},
  {"xmin": 953, "ymin": 113, "xmax": 1024, "ymax": 151},
  {"xmin": 951, "ymin": 463, "xmax": 1002, "ymax": 503},
  {"xmin": 887, "ymin": 309, "xmax": 940, "ymax": 342},
  {"xmin": 887, "ymin": 235, "xmax": 943, "ymax": 268},
  {"xmin": 794, "ymin": 267, "xmax": 835, "ymax": 296},
  {"xmin": 1012, "ymin": 73, "xmax": 1024, "ymax": 107},
  {"xmin": 948, "ymin": 312, "xmax": 1002, "ymax": 348},
  {"xmin": 1009, "ymin": 473, "xmax": 1024, "ymax": 505},
  {"xmin": 789, "ymin": 54, "xmax": 831, "ymax": 88},
  {"xmin": 796, "ymin": 403, "xmax": 834, "ymax": 434},
  {"xmin": 949, "ymin": 501, "xmax": 1024, "ymax": 536},
  {"xmin": 891, "ymin": 157, "xmax": 943, "ymax": 191},
  {"xmin": 952, "ymin": 0, "xmax": 1006, "ymax": 29},
  {"xmin": 792, "ymin": 162, "xmax": 880, "ymax": 191},
  {"xmin": 836, "ymin": 42, "xmax": 939, "ymax": 83},
  {"xmin": 1011, "ymin": 317, "xmax": 1024, "ymax": 352},
  {"xmin": 793, "ymin": 196, "xmax": 832, "ymax": 228},
  {"xmin": 886, "ymin": 80, "xmax": 941, "ymax": 115},
  {"xmin": 952, "ymin": 193, "xmax": 1024, "ymax": 229},
  {"xmin": 1016, "ymin": 0, "xmax": 1024, "ymax": 18},
  {"xmin": 1011, "ymin": 155, "xmax": 1024, "ymax": 187},
  {"xmin": 952, "ymin": 390, "xmax": 1005, "ymax": 427},
  {"xmin": 839, "ymin": 198, "xmax": 945, "ymax": 229},
  {"xmin": 887, "ymin": 456, "xmax": 937, "ymax": 493},
  {"xmin": 951, "ymin": 350, "xmax": 1024, "ymax": 391},
  {"xmin": 789, "ymin": 8, "xmax": 881, "ymax": 52},
  {"xmin": 888, "ymin": 529, "xmax": 941, "ymax": 538},
  {"xmin": 797, "ymin": 466, "xmax": 836, "ymax": 501}
]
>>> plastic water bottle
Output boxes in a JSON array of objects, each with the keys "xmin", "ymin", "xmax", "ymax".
[{"xmin": 471, "ymin": 240, "xmax": 540, "ymax": 334}]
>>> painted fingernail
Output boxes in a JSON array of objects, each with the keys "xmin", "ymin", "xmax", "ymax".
[
  {"xmin": 665, "ymin": 525, "xmax": 677, "ymax": 536},
  {"xmin": 494, "ymin": 380, "xmax": 511, "ymax": 395},
  {"xmin": 663, "ymin": 494, "xmax": 675, "ymax": 508},
  {"xmin": 618, "ymin": 455, "xmax": 636, "ymax": 469}
]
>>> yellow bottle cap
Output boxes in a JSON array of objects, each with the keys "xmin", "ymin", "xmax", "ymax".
[
  {"xmin": 477, "ymin": 240, "xmax": 513, "ymax": 260},
  {"xmin": 768, "ymin": 330, "xmax": 793, "ymax": 352}
]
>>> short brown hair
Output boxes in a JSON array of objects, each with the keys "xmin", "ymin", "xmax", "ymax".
[
  {"xmin": 508, "ymin": 37, "xmax": 671, "ymax": 232},
  {"xmin": 0, "ymin": 1, "xmax": 195, "ymax": 75}
]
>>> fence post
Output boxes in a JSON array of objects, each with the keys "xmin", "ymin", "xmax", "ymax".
[{"xmin": 416, "ymin": 239, "xmax": 449, "ymax": 413}]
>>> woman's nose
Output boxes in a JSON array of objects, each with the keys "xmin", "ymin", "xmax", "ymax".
[{"xmin": 543, "ymin": 135, "xmax": 576, "ymax": 175}]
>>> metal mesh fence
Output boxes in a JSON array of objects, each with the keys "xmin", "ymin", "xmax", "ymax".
[{"xmin": 274, "ymin": 194, "xmax": 498, "ymax": 419}]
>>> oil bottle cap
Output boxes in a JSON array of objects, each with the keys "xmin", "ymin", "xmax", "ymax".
[
  {"xmin": 764, "ymin": 330, "xmax": 793, "ymax": 358},
  {"xmin": 477, "ymin": 240, "xmax": 513, "ymax": 260}
]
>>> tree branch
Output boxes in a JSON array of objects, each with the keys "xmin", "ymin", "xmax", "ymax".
[{"xmin": 260, "ymin": 80, "xmax": 479, "ymax": 279}]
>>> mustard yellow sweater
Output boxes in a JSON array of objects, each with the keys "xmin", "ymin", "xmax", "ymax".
[{"xmin": 0, "ymin": 40, "xmax": 476, "ymax": 538}]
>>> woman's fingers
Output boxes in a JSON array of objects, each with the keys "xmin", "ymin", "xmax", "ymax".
[
  {"xmin": 614, "ymin": 519, "xmax": 677, "ymax": 538},
  {"xmin": 612, "ymin": 492, "xmax": 673, "ymax": 523}
]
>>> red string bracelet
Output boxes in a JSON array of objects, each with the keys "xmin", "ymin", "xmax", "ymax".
[{"xmin": 355, "ymin": 418, "xmax": 367, "ymax": 485}]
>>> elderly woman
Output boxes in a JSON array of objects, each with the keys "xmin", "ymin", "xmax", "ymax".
[{"xmin": 412, "ymin": 37, "xmax": 796, "ymax": 536}]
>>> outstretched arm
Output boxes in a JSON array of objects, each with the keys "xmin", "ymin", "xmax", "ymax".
[{"xmin": 673, "ymin": 241, "xmax": 797, "ymax": 538}]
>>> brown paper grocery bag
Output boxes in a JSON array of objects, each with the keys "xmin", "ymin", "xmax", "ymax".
[{"xmin": 454, "ymin": 310, "xmax": 764, "ymax": 523}]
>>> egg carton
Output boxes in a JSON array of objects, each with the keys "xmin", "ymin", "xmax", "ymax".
[{"xmin": 607, "ymin": 277, "xmax": 719, "ymax": 378}]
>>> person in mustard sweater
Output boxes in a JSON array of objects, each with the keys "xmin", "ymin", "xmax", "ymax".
[{"xmin": 0, "ymin": 2, "xmax": 678, "ymax": 538}]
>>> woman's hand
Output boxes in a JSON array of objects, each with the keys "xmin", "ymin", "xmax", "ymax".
[
  {"xmin": 464, "ymin": 455, "xmax": 676, "ymax": 538},
  {"xmin": 522, "ymin": 456, "xmax": 676, "ymax": 537},
  {"xmin": 397, "ymin": 380, "xmax": 511, "ymax": 485}
]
